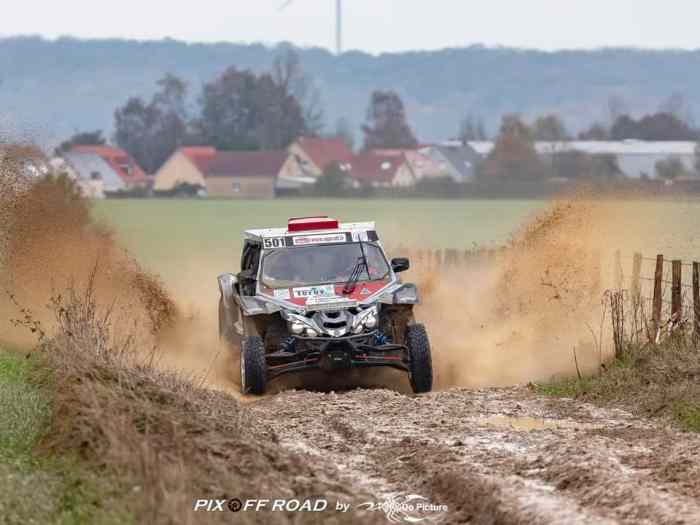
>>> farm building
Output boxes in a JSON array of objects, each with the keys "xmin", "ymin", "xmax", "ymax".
[
  {"xmin": 205, "ymin": 151, "xmax": 288, "ymax": 198},
  {"xmin": 282, "ymin": 136, "xmax": 353, "ymax": 190},
  {"xmin": 57, "ymin": 152, "xmax": 119, "ymax": 198},
  {"xmin": 152, "ymin": 146, "xmax": 216, "ymax": 194},
  {"xmin": 69, "ymin": 145, "xmax": 148, "ymax": 189},
  {"xmin": 422, "ymin": 144, "xmax": 482, "ymax": 182},
  {"xmin": 371, "ymin": 148, "xmax": 446, "ymax": 182},
  {"xmin": 348, "ymin": 152, "xmax": 414, "ymax": 188},
  {"xmin": 467, "ymin": 140, "xmax": 698, "ymax": 179},
  {"xmin": 154, "ymin": 147, "xmax": 288, "ymax": 198}
]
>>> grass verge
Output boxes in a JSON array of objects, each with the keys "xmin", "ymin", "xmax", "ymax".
[
  {"xmin": 0, "ymin": 349, "xmax": 133, "ymax": 525},
  {"xmin": 535, "ymin": 338, "xmax": 700, "ymax": 432}
]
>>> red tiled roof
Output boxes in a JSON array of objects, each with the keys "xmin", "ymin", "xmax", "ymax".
[
  {"xmin": 206, "ymin": 151, "xmax": 288, "ymax": 178},
  {"xmin": 179, "ymin": 146, "xmax": 217, "ymax": 174},
  {"xmin": 296, "ymin": 137, "xmax": 353, "ymax": 170},
  {"xmin": 348, "ymin": 152, "xmax": 404, "ymax": 184},
  {"xmin": 71, "ymin": 145, "xmax": 147, "ymax": 183}
]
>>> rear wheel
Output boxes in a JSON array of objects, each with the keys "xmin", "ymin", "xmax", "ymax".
[
  {"xmin": 405, "ymin": 324, "xmax": 433, "ymax": 394},
  {"xmin": 241, "ymin": 336, "xmax": 267, "ymax": 395}
]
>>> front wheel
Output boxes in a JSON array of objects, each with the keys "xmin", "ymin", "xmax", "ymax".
[
  {"xmin": 406, "ymin": 324, "xmax": 433, "ymax": 393},
  {"xmin": 240, "ymin": 336, "xmax": 267, "ymax": 395}
]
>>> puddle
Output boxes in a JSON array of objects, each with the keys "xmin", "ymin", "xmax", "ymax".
[{"xmin": 481, "ymin": 415, "xmax": 599, "ymax": 431}]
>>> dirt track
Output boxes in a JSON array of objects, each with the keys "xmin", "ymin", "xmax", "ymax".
[{"xmin": 250, "ymin": 385, "xmax": 700, "ymax": 524}]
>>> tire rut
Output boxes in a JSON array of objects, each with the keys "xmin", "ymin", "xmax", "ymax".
[{"xmin": 249, "ymin": 387, "xmax": 700, "ymax": 524}]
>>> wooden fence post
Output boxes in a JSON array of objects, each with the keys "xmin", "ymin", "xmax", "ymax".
[
  {"xmin": 652, "ymin": 254, "xmax": 664, "ymax": 341},
  {"xmin": 444, "ymin": 249, "xmax": 458, "ymax": 267},
  {"xmin": 631, "ymin": 252, "xmax": 642, "ymax": 308},
  {"xmin": 614, "ymin": 250, "xmax": 623, "ymax": 289},
  {"xmin": 591, "ymin": 249, "xmax": 602, "ymax": 297},
  {"xmin": 693, "ymin": 262, "xmax": 700, "ymax": 342},
  {"xmin": 671, "ymin": 260, "xmax": 682, "ymax": 320}
]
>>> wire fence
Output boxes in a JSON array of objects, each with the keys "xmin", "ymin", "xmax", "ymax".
[
  {"xmin": 386, "ymin": 245, "xmax": 700, "ymax": 351},
  {"xmin": 610, "ymin": 251, "xmax": 699, "ymax": 351}
]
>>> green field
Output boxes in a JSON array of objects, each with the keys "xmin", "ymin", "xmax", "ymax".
[
  {"xmin": 92, "ymin": 198, "xmax": 545, "ymax": 287},
  {"xmin": 92, "ymin": 198, "xmax": 700, "ymax": 293}
]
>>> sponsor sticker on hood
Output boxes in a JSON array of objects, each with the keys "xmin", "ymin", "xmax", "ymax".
[
  {"xmin": 273, "ymin": 288, "xmax": 291, "ymax": 300},
  {"xmin": 292, "ymin": 233, "xmax": 347, "ymax": 246},
  {"xmin": 293, "ymin": 284, "xmax": 336, "ymax": 299}
]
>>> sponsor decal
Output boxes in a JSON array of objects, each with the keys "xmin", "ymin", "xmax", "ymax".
[
  {"xmin": 306, "ymin": 295, "xmax": 351, "ymax": 306},
  {"xmin": 263, "ymin": 237, "xmax": 286, "ymax": 249},
  {"xmin": 273, "ymin": 288, "xmax": 291, "ymax": 300},
  {"xmin": 292, "ymin": 233, "xmax": 347, "ymax": 246},
  {"xmin": 293, "ymin": 284, "xmax": 336, "ymax": 299},
  {"xmin": 360, "ymin": 287, "xmax": 371, "ymax": 296},
  {"xmin": 351, "ymin": 230, "xmax": 369, "ymax": 242}
]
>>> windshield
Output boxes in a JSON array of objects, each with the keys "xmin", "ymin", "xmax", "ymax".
[{"xmin": 261, "ymin": 242, "xmax": 390, "ymax": 289}]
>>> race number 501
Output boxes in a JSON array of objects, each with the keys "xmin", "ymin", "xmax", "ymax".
[{"xmin": 263, "ymin": 237, "xmax": 285, "ymax": 249}]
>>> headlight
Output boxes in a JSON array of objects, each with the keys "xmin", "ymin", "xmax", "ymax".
[
  {"xmin": 290, "ymin": 321, "xmax": 305, "ymax": 335},
  {"xmin": 305, "ymin": 328, "xmax": 318, "ymax": 338},
  {"xmin": 352, "ymin": 305, "xmax": 378, "ymax": 333}
]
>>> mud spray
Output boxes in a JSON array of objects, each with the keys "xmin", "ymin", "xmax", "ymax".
[{"xmin": 0, "ymin": 147, "xmax": 655, "ymax": 394}]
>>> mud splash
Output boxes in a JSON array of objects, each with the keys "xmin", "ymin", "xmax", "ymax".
[
  {"xmin": 414, "ymin": 198, "xmax": 651, "ymax": 389},
  {"xmin": 0, "ymin": 143, "xmax": 665, "ymax": 393}
]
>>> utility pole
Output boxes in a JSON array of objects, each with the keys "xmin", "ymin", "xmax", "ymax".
[{"xmin": 336, "ymin": 0, "xmax": 342, "ymax": 55}]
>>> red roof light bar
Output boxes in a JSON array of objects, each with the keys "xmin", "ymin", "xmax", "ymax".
[{"xmin": 288, "ymin": 216, "xmax": 340, "ymax": 232}]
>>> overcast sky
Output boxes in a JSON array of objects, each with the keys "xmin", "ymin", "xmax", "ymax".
[{"xmin": 4, "ymin": 0, "xmax": 700, "ymax": 53}]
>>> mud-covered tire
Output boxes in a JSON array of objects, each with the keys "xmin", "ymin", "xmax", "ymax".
[
  {"xmin": 406, "ymin": 324, "xmax": 433, "ymax": 394},
  {"xmin": 241, "ymin": 336, "xmax": 267, "ymax": 395}
]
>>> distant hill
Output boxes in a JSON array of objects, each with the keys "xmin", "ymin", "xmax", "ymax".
[{"xmin": 2, "ymin": 36, "xmax": 700, "ymax": 147}]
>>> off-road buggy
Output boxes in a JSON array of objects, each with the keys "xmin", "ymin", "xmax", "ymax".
[{"xmin": 218, "ymin": 216, "xmax": 433, "ymax": 395}]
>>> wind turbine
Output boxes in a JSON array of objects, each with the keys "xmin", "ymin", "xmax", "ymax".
[{"xmin": 279, "ymin": 0, "xmax": 343, "ymax": 55}]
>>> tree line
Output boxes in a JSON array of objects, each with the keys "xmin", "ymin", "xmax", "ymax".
[{"xmin": 56, "ymin": 49, "xmax": 420, "ymax": 174}]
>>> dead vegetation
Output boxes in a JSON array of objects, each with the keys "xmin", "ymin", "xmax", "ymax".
[
  {"xmin": 25, "ymin": 276, "xmax": 369, "ymax": 524},
  {"xmin": 538, "ymin": 287, "xmax": 700, "ymax": 432},
  {"xmin": 0, "ymin": 164, "xmax": 368, "ymax": 523}
]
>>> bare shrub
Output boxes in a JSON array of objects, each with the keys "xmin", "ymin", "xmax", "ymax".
[{"xmin": 29, "ymin": 277, "xmax": 367, "ymax": 524}]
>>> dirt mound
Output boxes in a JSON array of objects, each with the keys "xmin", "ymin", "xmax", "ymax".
[{"xmin": 1, "ymin": 160, "xmax": 176, "ymax": 346}]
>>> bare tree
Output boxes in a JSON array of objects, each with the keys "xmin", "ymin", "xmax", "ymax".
[
  {"xmin": 273, "ymin": 48, "xmax": 325, "ymax": 136},
  {"xmin": 659, "ymin": 92, "xmax": 694, "ymax": 125},
  {"xmin": 362, "ymin": 90, "xmax": 418, "ymax": 150},
  {"xmin": 532, "ymin": 114, "xmax": 569, "ymax": 141},
  {"xmin": 608, "ymin": 95, "xmax": 628, "ymax": 124},
  {"xmin": 458, "ymin": 115, "xmax": 488, "ymax": 143}
]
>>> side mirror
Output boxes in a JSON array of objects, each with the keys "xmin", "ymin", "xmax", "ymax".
[{"xmin": 391, "ymin": 257, "xmax": 410, "ymax": 273}]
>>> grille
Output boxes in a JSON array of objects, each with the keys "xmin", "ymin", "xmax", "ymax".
[{"xmin": 314, "ymin": 310, "xmax": 350, "ymax": 332}]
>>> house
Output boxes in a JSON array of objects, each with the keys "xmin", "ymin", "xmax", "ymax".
[
  {"xmin": 154, "ymin": 147, "xmax": 288, "ymax": 198},
  {"xmin": 370, "ymin": 148, "xmax": 445, "ymax": 181},
  {"xmin": 69, "ymin": 145, "xmax": 148, "ymax": 189},
  {"xmin": 55, "ymin": 152, "xmax": 121, "ymax": 198},
  {"xmin": 153, "ymin": 146, "xmax": 217, "ymax": 194},
  {"xmin": 348, "ymin": 152, "xmax": 415, "ymax": 188},
  {"xmin": 205, "ymin": 151, "xmax": 288, "ymax": 198},
  {"xmin": 423, "ymin": 144, "xmax": 482, "ymax": 183},
  {"xmin": 466, "ymin": 140, "xmax": 698, "ymax": 179},
  {"xmin": 281, "ymin": 137, "xmax": 353, "ymax": 190}
]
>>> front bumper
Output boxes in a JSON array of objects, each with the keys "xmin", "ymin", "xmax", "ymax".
[{"xmin": 265, "ymin": 331, "xmax": 409, "ymax": 380}]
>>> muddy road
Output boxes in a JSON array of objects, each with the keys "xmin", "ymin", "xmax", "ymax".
[{"xmin": 250, "ymin": 386, "xmax": 700, "ymax": 524}]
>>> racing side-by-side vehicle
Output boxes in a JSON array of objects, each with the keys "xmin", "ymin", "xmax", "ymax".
[{"xmin": 217, "ymin": 216, "xmax": 433, "ymax": 395}]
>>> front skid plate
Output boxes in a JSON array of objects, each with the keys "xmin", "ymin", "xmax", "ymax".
[{"xmin": 265, "ymin": 342, "xmax": 410, "ymax": 380}]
